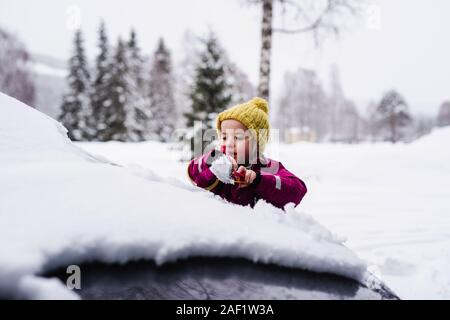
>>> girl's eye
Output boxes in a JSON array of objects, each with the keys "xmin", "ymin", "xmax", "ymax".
[{"xmin": 221, "ymin": 135, "xmax": 243, "ymax": 141}]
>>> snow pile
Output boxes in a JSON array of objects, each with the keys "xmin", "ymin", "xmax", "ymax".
[
  {"xmin": 274, "ymin": 129, "xmax": 450, "ymax": 300},
  {"xmin": 76, "ymin": 116, "xmax": 450, "ymax": 300},
  {"xmin": 0, "ymin": 94, "xmax": 101, "ymax": 165},
  {"xmin": 0, "ymin": 93, "xmax": 368, "ymax": 299}
]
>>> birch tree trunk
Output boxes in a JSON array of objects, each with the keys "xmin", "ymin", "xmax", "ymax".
[{"xmin": 257, "ymin": 0, "xmax": 273, "ymax": 100}]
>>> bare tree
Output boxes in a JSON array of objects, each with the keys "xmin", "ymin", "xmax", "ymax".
[
  {"xmin": 256, "ymin": 0, "xmax": 273, "ymax": 100},
  {"xmin": 277, "ymin": 68, "xmax": 328, "ymax": 141},
  {"xmin": 0, "ymin": 28, "xmax": 36, "ymax": 106},
  {"xmin": 277, "ymin": 66, "xmax": 362, "ymax": 142},
  {"xmin": 328, "ymin": 65, "xmax": 361, "ymax": 142},
  {"xmin": 246, "ymin": 0, "xmax": 360, "ymax": 100}
]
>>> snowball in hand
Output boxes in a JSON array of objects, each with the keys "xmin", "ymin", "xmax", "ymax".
[{"xmin": 210, "ymin": 153, "xmax": 235, "ymax": 185}]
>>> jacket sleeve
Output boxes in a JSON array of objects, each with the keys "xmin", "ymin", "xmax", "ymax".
[
  {"xmin": 252, "ymin": 161, "xmax": 307, "ymax": 209},
  {"xmin": 187, "ymin": 149, "xmax": 220, "ymax": 191}
]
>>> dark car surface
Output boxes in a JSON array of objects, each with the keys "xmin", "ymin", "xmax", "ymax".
[{"xmin": 44, "ymin": 257, "xmax": 399, "ymax": 300}]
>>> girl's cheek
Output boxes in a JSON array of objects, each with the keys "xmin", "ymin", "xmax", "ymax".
[
  {"xmin": 236, "ymin": 141, "xmax": 244, "ymax": 152},
  {"xmin": 239, "ymin": 143, "xmax": 249, "ymax": 159}
]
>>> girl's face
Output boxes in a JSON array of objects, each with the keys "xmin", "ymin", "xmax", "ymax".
[{"xmin": 220, "ymin": 119, "xmax": 255, "ymax": 165}]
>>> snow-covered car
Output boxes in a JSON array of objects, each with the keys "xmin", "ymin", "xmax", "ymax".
[
  {"xmin": 0, "ymin": 93, "xmax": 398, "ymax": 300},
  {"xmin": 44, "ymin": 257, "xmax": 398, "ymax": 300}
]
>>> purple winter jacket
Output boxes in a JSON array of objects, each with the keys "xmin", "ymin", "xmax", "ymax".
[{"xmin": 187, "ymin": 149, "xmax": 307, "ymax": 210}]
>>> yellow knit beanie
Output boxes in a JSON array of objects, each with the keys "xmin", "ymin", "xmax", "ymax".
[{"xmin": 216, "ymin": 97, "xmax": 270, "ymax": 152}]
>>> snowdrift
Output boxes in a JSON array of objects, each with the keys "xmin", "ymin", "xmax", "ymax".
[{"xmin": 0, "ymin": 93, "xmax": 372, "ymax": 299}]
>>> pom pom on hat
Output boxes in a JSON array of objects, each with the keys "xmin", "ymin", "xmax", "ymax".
[{"xmin": 249, "ymin": 97, "xmax": 269, "ymax": 114}]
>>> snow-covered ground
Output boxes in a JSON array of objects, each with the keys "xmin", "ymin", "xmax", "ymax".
[
  {"xmin": 0, "ymin": 93, "xmax": 373, "ymax": 299},
  {"xmin": 2, "ymin": 92, "xmax": 448, "ymax": 299},
  {"xmin": 78, "ymin": 126, "xmax": 450, "ymax": 300}
]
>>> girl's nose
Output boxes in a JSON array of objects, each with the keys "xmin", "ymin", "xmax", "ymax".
[{"xmin": 224, "ymin": 137, "xmax": 234, "ymax": 149}]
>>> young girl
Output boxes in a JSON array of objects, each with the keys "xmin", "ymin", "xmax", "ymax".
[{"xmin": 187, "ymin": 97, "xmax": 307, "ymax": 210}]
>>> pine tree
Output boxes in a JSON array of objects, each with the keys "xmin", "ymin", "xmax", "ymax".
[
  {"xmin": 149, "ymin": 38, "xmax": 177, "ymax": 142},
  {"xmin": 184, "ymin": 32, "xmax": 232, "ymax": 157},
  {"xmin": 58, "ymin": 29, "xmax": 91, "ymax": 141},
  {"xmin": 125, "ymin": 29, "xmax": 150, "ymax": 142},
  {"xmin": 101, "ymin": 38, "xmax": 129, "ymax": 141},
  {"xmin": 89, "ymin": 21, "xmax": 112, "ymax": 141},
  {"xmin": 374, "ymin": 90, "xmax": 412, "ymax": 143}
]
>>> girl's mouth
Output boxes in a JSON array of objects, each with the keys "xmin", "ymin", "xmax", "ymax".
[{"xmin": 220, "ymin": 145, "xmax": 237, "ymax": 159}]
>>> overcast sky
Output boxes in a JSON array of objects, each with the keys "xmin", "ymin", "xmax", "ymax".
[{"xmin": 1, "ymin": 0, "xmax": 449, "ymax": 116}]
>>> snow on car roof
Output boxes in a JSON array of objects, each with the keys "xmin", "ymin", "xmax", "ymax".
[{"xmin": 0, "ymin": 93, "xmax": 368, "ymax": 299}]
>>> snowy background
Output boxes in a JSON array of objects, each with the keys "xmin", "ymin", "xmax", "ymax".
[
  {"xmin": 1, "ymin": 93, "xmax": 370, "ymax": 299},
  {"xmin": 77, "ymin": 127, "xmax": 450, "ymax": 300},
  {"xmin": 1, "ymin": 0, "xmax": 450, "ymax": 300},
  {"xmin": 2, "ymin": 92, "xmax": 448, "ymax": 299}
]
